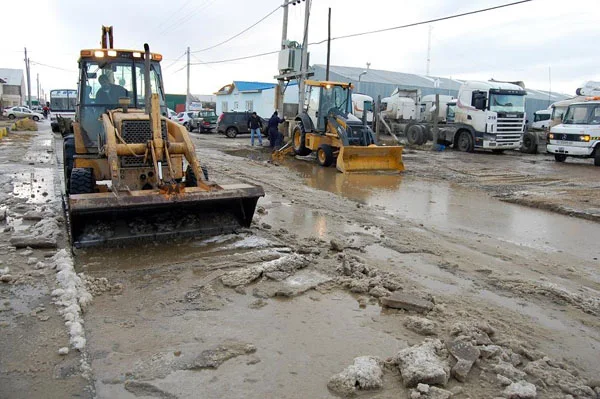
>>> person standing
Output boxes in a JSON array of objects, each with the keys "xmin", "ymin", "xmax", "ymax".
[
  {"xmin": 247, "ymin": 112, "xmax": 263, "ymax": 146},
  {"xmin": 267, "ymin": 111, "xmax": 285, "ymax": 151}
]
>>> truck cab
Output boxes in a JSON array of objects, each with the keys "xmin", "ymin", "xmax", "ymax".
[
  {"xmin": 453, "ymin": 81, "xmax": 526, "ymax": 151},
  {"xmin": 547, "ymin": 98, "xmax": 600, "ymax": 166}
]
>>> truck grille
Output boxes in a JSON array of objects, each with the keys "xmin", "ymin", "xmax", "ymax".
[
  {"xmin": 120, "ymin": 120, "xmax": 168, "ymax": 167},
  {"xmin": 496, "ymin": 117, "xmax": 523, "ymax": 142}
]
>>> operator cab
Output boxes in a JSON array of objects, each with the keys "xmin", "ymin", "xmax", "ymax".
[
  {"xmin": 304, "ymin": 81, "xmax": 353, "ymax": 130},
  {"xmin": 77, "ymin": 49, "xmax": 167, "ymax": 150}
]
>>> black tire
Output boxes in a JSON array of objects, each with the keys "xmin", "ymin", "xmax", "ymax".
[
  {"xmin": 8, "ymin": 114, "xmax": 15, "ymax": 120},
  {"xmin": 51, "ymin": 122, "xmax": 60, "ymax": 133},
  {"xmin": 521, "ymin": 132, "xmax": 537, "ymax": 154},
  {"xmin": 492, "ymin": 149, "xmax": 505, "ymax": 154},
  {"xmin": 554, "ymin": 153, "xmax": 567, "ymax": 163},
  {"xmin": 69, "ymin": 168, "xmax": 95, "ymax": 195},
  {"xmin": 32, "ymin": 116, "xmax": 39, "ymax": 122},
  {"xmin": 225, "ymin": 127, "xmax": 238, "ymax": 138},
  {"xmin": 292, "ymin": 125, "xmax": 311, "ymax": 156},
  {"xmin": 63, "ymin": 135, "xmax": 75, "ymax": 194},
  {"xmin": 185, "ymin": 165, "xmax": 197, "ymax": 187},
  {"xmin": 594, "ymin": 147, "xmax": 600, "ymax": 166},
  {"xmin": 406, "ymin": 124, "xmax": 423, "ymax": 145},
  {"xmin": 184, "ymin": 122, "xmax": 191, "ymax": 132},
  {"xmin": 316, "ymin": 144, "xmax": 335, "ymax": 167},
  {"xmin": 456, "ymin": 130, "xmax": 474, "ymax": 152}
]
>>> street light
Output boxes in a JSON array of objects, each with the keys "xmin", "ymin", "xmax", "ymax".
[{"xmin": 357, "ymin": 62, "xmax": 370, "ymax": 93}]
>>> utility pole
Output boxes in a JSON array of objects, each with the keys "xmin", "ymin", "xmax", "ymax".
[
  {"xmin": 186, "ymin": 46, "xmax": 190, "ymax": 111},
  {"xmin": 326, "ymin": 7, "xmax": 331, "ymax": 81},
  {"xmin": 298, "ymin": 0, "xmax": 311, "ymax": 110},
  {"xmin": 275, "ymin": 0, "xmax": 289, "ymax": 117},
  {"xmin": 24, "ymin": 47, "xmax": 31, "ymax": 108},
  {"xmin": 426, "ymin": 25, "xmax": 432, "ymax": 76},
  {"xmin": 36, "ymin": 73, "xmax": 40, "ymax": 106}
]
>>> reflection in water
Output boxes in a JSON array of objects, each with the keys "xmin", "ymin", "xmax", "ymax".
[{"xmin": 284, "ymin": 159, "xmax": 600, "ymax": 261}]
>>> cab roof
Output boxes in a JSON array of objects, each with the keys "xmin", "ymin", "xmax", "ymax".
[{"xmin": 79, "ymin": 49, "xmax": 163, "ymax": 62}]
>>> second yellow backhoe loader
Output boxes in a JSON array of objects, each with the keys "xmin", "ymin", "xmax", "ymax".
[
  {"xmin": 286, "ymin": 80, "xmax": 404, "ymax": 173},
  {"xmin": 63, "ymin": 27, "xmax": 264, "ymax": 247}
]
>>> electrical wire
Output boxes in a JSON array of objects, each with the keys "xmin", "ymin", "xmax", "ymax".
[
  {"xmin": 188, "ymin": 0, "xmax": 533, "ymax": 66},
  {"xmin": 192, "ymin": 3, "xmax": 282, "ymax": 53},
  {"xmin": 162, "ymin": 51, "xmax": 187, "ymax": 70},
  {"xmin": 30, "ymin": 60, "xmax": 76, "ymax": 72}
]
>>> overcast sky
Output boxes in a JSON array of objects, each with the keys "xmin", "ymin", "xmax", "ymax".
[{"xmin": 2, "ymin": 0, "xmax": 599, "ymax": 98}]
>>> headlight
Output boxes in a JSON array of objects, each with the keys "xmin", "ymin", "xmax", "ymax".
[
  {"xmin": 548, "ymin": 133, "xmax": 554, "ymax": 139},
  {"xmin": 580, "ymin": 135, "xmax": 590, "ymax": 142}
]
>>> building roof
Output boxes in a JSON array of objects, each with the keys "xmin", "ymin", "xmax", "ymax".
[
  {"xmin": 0, "ymin": 68, "xmax": 24, "ymax": 86},
  {"xmin": 313, "ymin": 64, "xmax": 569, "ymax": 102},
  {"xmin": 234, "ymin": 81, "xmax": 276, "ymax": 92}
]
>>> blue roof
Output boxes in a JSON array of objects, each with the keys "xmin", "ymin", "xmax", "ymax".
[{"xmin": 234, "ymin": 81, "xmax": 276, "ymax": 92}]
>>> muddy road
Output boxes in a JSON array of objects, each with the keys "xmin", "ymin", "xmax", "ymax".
[{"xmin": 1, "ymin": 126, "xmax": 599, "ymax": 398}]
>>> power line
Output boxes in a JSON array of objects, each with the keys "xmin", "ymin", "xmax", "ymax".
[
  {"xmin": 192, "ymin": 4, "xmax": 282, "ymax": 53},
  {"xmin": 30, "ymin": 60, "xmax": 76, "ymax": 73},
  {"xmin": 188, "ymin": 0, "xmax": 532, "ymax": 66},
  {"xmin": 163, "ymin": 51, "xmax": 187, "ymax": 70},
  {"xmin": 309, "ymin": 0, "xmax": 533, "ymax": 45}
]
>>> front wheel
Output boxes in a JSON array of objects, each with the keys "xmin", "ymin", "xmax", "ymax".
[
  {"xmin": 554, "ymin": 153, "xmax": 567, "ymax": 163},
  {"xmin": 456, "ymin": 131, "xmax": 474, "ymax": 152},
  {"xmin": 8, "ymin": 114, "xmax": 15, "ymax": 120},
  {"xmin": 317, "ymin": 144, "xmax": 335, "ymax": 167},
  {"xmin": 69, "ymin": 168, "xmax": 95, "ymax": 195}
]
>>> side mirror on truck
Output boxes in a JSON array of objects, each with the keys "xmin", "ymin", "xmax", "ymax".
[{"xmin": 472, "ymin": 92, "xmax": 487, "ymax": 111}]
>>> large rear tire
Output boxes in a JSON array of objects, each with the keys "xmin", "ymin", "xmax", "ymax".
[
  {"xmin": 521, "ymin": 132, "xmax": 537, "ymax": 154},
  {"xmin": 456, "ymin": 130, "xmax": 474, "ymax": 152},
  {"xmin": 69, "ymin": 168, "xmax": 95, "ymax": 195},
  {"xmin": 554, "ymin": 153, "xmax": 567, "ymax": 163},
  {"xmin": 316, "ymin": 144, "xmax": 334, "ymax": 167},
  {"xmin": 292, "ymin": 125, "xmax": 311, "ymax": 156},
  {"xmin": 63, "ymin": 135, "xmax": 75, "ymax": 194}
]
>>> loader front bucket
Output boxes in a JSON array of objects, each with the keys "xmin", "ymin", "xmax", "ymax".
[
  {"xmin": 336, "ymin": 145, "xmax": 405, "ymax": 173},
  {"xmin": 67, "ymin": 184, "xmax": 264, "ymax": 247}
]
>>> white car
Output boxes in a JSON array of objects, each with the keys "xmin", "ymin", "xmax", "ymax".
[
  {"xmin": 167, "ymin": 108, "xmax": 177, "ymax": 120},
  {"xmin": 2, "ymin": 106, "xmax": 44, "ymax": 121},
  {"xmin": 174, "ymin": 111, "xmax": 196, "ymax": 131}
]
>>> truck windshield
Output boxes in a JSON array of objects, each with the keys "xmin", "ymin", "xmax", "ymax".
[
  {"xmin": 50, "ymin": 90, "xmax": 77, "ymax": 112},
  {"xmin": 563, "ymin": 104, "xmax": 600, "ymax": 125},
  {"xmin": 489, "ymin": 93, "xmax": 525, "ymax": 113},
  {"xmin": 533, "ymin": 112, "xmax": 550, "ymax": 122}
]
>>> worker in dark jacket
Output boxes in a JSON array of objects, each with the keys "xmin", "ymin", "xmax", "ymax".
[
  {"xmin": 267, "ymin": 111, "xmax": 285, "ymax": 150},
  {"xmin": 247, "ymin": 112, "xmax": 263, "ymax": 146}
]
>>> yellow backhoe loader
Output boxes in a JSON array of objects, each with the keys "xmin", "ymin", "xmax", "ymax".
[
  {"xmin": 63, "ymin": 26, "xmax": 264, "ymax": 247},
  {"xmin": 287, "ymin": 80, "xmax": 404, "ymax": 173}
]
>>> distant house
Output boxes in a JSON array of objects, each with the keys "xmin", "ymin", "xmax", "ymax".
[
  {"xmin": 0, "ymin": 68, "xmax": 26, "ymax": 108},
  {"xmin": 215, "ymin": 81, "xmax": 298, "ymax": 118}
]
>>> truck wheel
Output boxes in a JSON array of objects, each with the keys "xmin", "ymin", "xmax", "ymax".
[
  {"xmin": 70, "ymin": 168, "xmax": 95, "ymax": 195},
  {"xmin": 63, "ymin": 135, "xmax": 75, "ymax": 194},
  {"xmin": 185, "ymin": 165, "xmax": 198, "ymax": 186},
  {"xmin": 225, "ymin": 127, "xmax": 238, "ymax": 138},
  {"xmin": 407, "ymin": 125, "xmax": 423, "ymax": 145},
  {"xmin": 554, "ymin": 153, "xmax": 567, "ymax": 162},
  {"xmin": 594, "ymin": 147, "xmax": 600, "ymax": 166},
  {"xmin": 456, "ymin": 130, "xmax": 474, "ymax": 152},
  {"xmin": 521, "ymin": 132, "xmax": 537, "ymax": 154},
  {"xmin": 292, "ymin": 125, "xmax": 311, "ymax": 156},
  {"xmin": 317, "ymin": 144, "xmax": 334, "ymax": 167}
]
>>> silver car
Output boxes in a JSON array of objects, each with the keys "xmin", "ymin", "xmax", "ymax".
[{"xmin": 2, "ymin": 106, "xmax": 44, "ymax": 121}]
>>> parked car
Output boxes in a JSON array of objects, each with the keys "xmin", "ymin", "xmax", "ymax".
[
  {"xmin": 174, "ymin": 111, "xmax": 196, "ymax": 131},
  {"xmin": 216, "ymin": 111, "xmax": 267, "ymax": 138},
  {"xmin": 167, "ymin": 108, "xmax": 177, "ymax": 120},
  {"xmin": 190, "ymin": 109, "xmax": 218, "ymax": 133},
  {"xmin": 2, "ymin": 106, "xmax": 44, "ymax": 121}
]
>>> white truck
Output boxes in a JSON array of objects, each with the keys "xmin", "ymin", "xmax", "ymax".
[
  {"xmin": 380, "ymin": 88, "xmax": 454, "ymax": 145},
  {"xmin": 547, "ymin": 97, "xmax": 600, "ymax": 166},
  {"xmin": 437, "ymin": 81, "xmax": 526, "ymax": 152},
  {"xmin": 50, "ymin": 89, "xmax": 77, "ymax": 134},
  {"xmin": 351, "ymin": 93, "xmax": 374, "ymax": 123}
]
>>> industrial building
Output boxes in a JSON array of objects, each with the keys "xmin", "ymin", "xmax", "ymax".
[
  {"xmin": 0, "ymin": 68, "xmax": 26, "ymax": 108},
  {"xmin": 311, "ymin": 64, "xmax": 570, "ymax": 124}
]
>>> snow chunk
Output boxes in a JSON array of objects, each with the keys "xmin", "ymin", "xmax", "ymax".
[{"xmin": 328, "ymin": 356, "xmax": 384, "ymax": 396}]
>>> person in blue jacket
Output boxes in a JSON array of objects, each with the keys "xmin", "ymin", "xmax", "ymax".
[{"xmin": 267, "ymin": 111, "xmax": 285, "ymax": 150}]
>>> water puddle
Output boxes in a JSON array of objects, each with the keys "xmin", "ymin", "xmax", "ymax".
[{"xmin": 11, "ymin": 169, "xmax": 55, "ymax": 204}]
